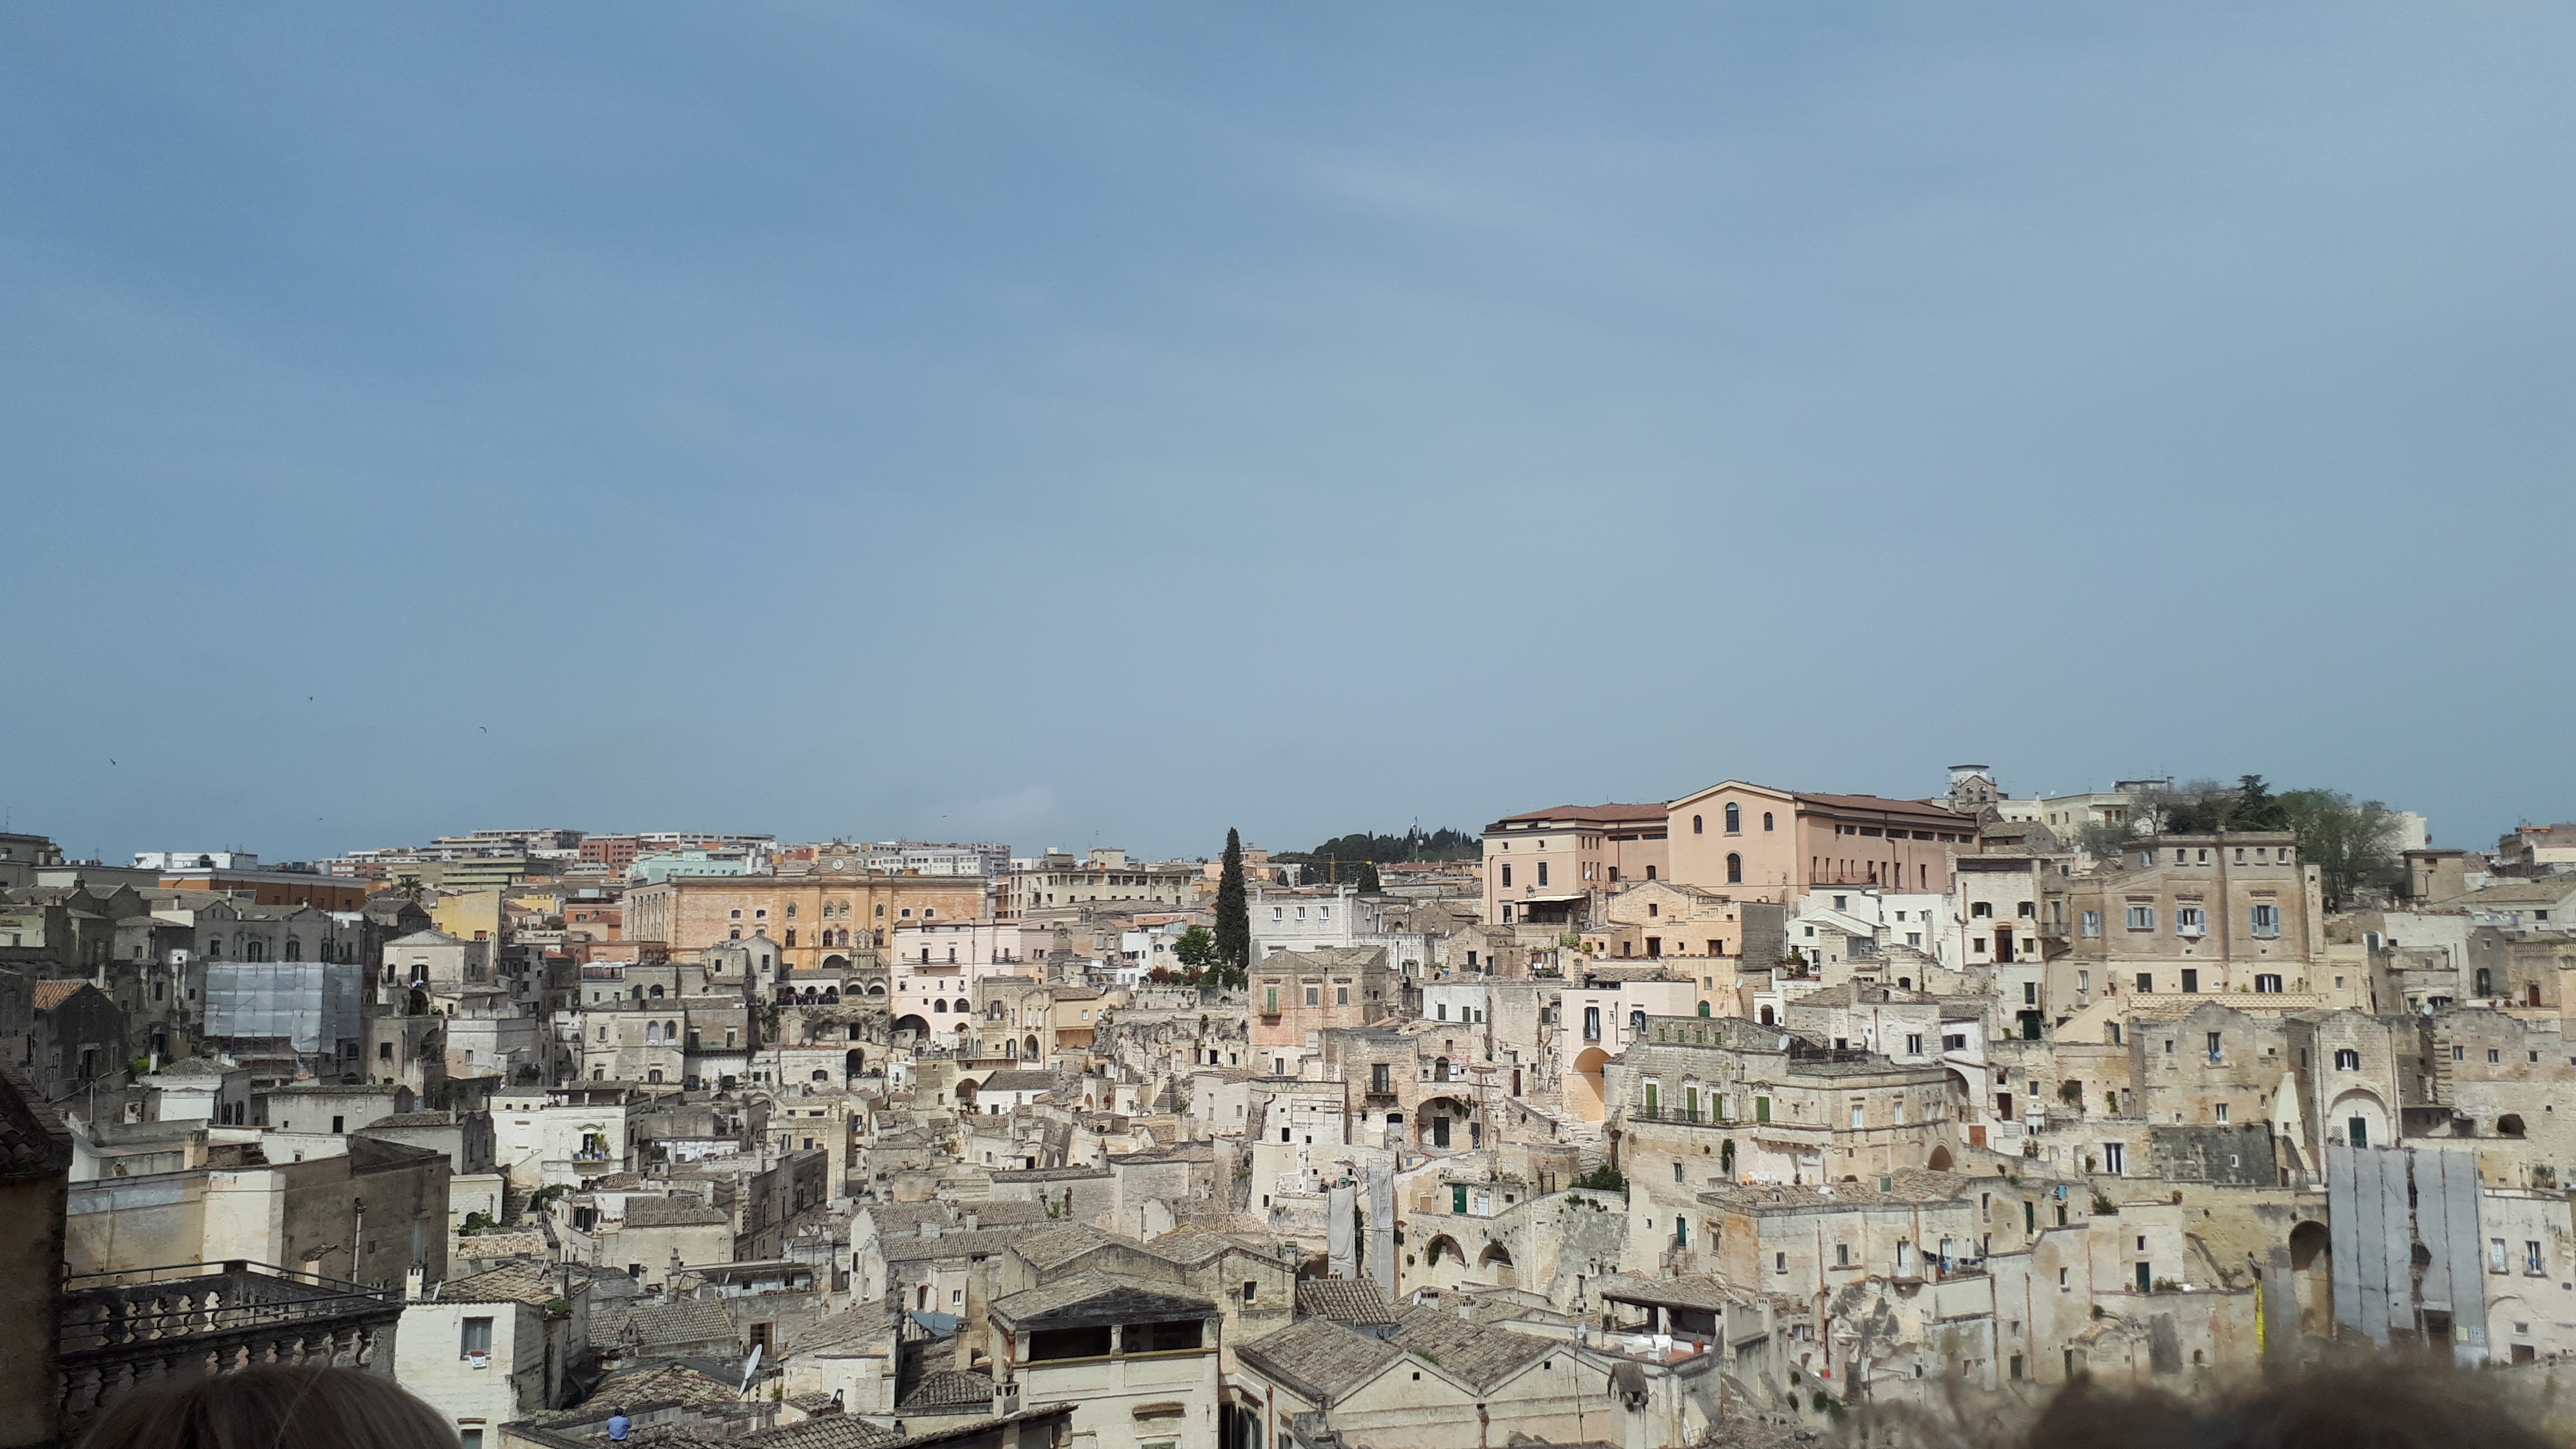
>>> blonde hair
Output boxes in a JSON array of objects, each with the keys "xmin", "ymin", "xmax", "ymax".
[{"xmin": 77, "ymin": 1366, "xmax": 460, "ymax": 1449}]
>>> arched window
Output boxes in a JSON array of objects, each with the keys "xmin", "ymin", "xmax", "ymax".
[
  {"xmin": 1726, "ymin": 853, "xmax": 1743, "ymax": 884},
  {"xmin": 1697, "ymin": 1001, "xmax": 1712, "ymax": 1017},
  {"xmin": 646, "ymin": 1022, "xmax": 661, "ymax": 1043},
  {"xmin": 666, "ymin": 1020, "xmax": 678, "ymax": 1039},
  {"xmin": 203, "ymin": 939, "xmax": 220, "ymax": 959},
  {"xmin": 283, "ymin": 940, "xmax": 301, "ymax": 962},
  {"xmin": 649, "ymin": 984, "xmax": 665, "ymax": 998},
  {"xmin": 1725, "ymin": 802, "xmax": 1741, "ymax": 834},
  {"xmin": 933, "ymin": 999, "xmax": 948, "ymax": 1013},
  {"xmin": 1763, "ymin": 812, "xmax": 1775, "ymax": 831},
  {"xmin": 1693, "ymin": 815, "xmax": 1704, "ymax": 834}
]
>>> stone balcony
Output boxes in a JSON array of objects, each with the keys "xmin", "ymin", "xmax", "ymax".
[{"xmin": 58, "ymin": 1259, "xmax": 404, "ymax": 1436}]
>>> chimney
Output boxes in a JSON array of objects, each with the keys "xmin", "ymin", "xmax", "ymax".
[
  {"xmin": 919, "ymin": 1220, "xmax": 938, "ymax": 1239},
  {"xmin": 962, "ymin": 1210, "xmax": 979, "ymax": 1232}
]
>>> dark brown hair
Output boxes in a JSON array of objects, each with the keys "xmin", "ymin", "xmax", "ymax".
[
  {"xmin": 2023, "ymin": 1360, "xmax": 2560, "ymax": 1449},
  {"xmin": 77, "ymin": 1365, "xmax": 460, "ymax": 1449}
]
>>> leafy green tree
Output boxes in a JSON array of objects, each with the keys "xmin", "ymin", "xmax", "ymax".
[
  {"xmin": 2232, "ymin": 774, "xmax": 2289, "ymax": 830},
  {"xmin": 1571, "ymin": 1164, "xmax": 1628, "ymax": 1192},
  {"xmin": 2160, "ymin": 775, "xmax": 2286, "ymax": 833},
  {"xmin": 2280, "ymin": 789, "xmax": 2406, "ymax": 907},
  {"xmin": 1173, "ymin": 925, "xmax": 1218, "ymax": 979},
  {"xmin": 1216, "ymin": 829, "xmax": 1250, "ymax": 987}
]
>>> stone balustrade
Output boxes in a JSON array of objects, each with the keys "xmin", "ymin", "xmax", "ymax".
[{"xmin": 57, "ymin": 1260, "xmax": 404, "ymax": 1434}]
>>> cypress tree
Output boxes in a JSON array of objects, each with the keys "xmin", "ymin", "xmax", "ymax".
[
  {"xmin": 1216, "ymin": 827, "xmax": 1250, "ymax": 986},
  {"xmin": 1355, "ymin": 860, "xmax": 1382, "ymax": 894}
]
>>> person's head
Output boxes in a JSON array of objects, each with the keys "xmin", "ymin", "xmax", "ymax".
[
  {"xmin": 78, "ymin": 1365, "xmax": 456, "ymax": 1449},
  {"xmin": 2022, "ymin": 1358, "xmax": 2557, "ymax": 1449}
]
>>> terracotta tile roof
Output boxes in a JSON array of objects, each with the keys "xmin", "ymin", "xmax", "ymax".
[
  {"xmin": 1488, "ymin": 803, "xmax": 1668, "ymax": 828},
  {"xmin": 1387, "ymin": 1305, "xmax": 1550, "ymax": 1391},
  {"xmin": 742, "ymin": 1417, "xmax": 903, "ymax": 1449},
  {"xmin": 31, "ymin": 981, "xmax": 85, "ymax": 1011},
  {"xmin": 624, "ymin": 1196, "xmax": 731, "ymax": 1227},
  {"xmin": 895, "ymin": 1368, "xmax": 993, "ymax": 1413},
  {"xmin": 1295, "ymin": 1278, "xmax": 1396, "ymax": 1325},
  {"xmin": 1789, "ymin": 792, "xmax": 1973, "ymax": 823},
  {"xmin": 1236, "ymin": 1317, "xmax": 1401, "ymax": 1401},
  {"xmin": 587, "ymin": 1361, "xmax": 740, "ymax": 1409},
  {"xmin": 442, "ymin": 1265, "xmax": 565, "ymax": 1306}
]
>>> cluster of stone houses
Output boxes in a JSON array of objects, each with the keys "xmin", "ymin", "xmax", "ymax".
[{"xmin": 9, "ymin": 782, "xmax": 2576, "ymax": 1449}]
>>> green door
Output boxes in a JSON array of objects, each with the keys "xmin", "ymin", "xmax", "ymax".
[
  {"xmin": 1755, "ymin": 1096, "xmax": 1770, "ymax": 1123},
  {"xmin": 1452, "ymin": 1185, "xmax": 1468, "ymax": 1213}
]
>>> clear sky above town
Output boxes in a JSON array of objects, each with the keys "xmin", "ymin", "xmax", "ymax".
[{"xmin": 4, "ymin": 4, "xmax": 2570, "ymax": 864}]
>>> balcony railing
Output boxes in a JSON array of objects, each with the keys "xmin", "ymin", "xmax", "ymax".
[
  {"xmin": 1630, "ymin": 1104, "xmax": 1726, "ymax": 1126},
  {"xmin": 59, "ymin": 1261, "xmax": 404, "ymax": 1434}
]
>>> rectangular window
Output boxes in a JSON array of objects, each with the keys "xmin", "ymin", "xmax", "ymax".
[
  {"xmin": 2175, "ymin": 906, "xmax": 2206, "ymax": 937},
  {"xmin": 2180, "ymin": 969, "xmax": 2199, "ymax": 994},
  {"xmin": 2529, "ymin": 1242, "xmax": 2546, "ymax": 1275},
  {"xmin": 1906, "ymin": 1034, "xmax": 1923, "ymax": 1054},
  {"xmin": 2126, "ymin": 906, "xmax": 2154, "ymax": 931},
  {"xmin": 2080, "ymin": 911, "xmax": 2102, "ymax": 938},
  {"xmin": 2250, "ymin": 903, "xmax": 2281, "ymax": 939},
  {"xmin": 1337, "ymin": 987, "xmax": 1348, "ymax": 1006},
  {"xmin": 2493, "ymin": 1238, "xmax": 2510, "ymax": 1274},
  {"xmin": 1583, "ymin": 1006, "xmax": 1602, "ymax": 1041},
  {"xmin": 2206, "ymin": 1032, "xmax": 2223, "ymax": 1061},
  {"xmin": 461, "ymin": 1318, "xmax": 494, "ymax": 1356},
  {"xmin": 2103, "ymin": 1143, "xmax": 2124, "ymax": 1175},
  {"xmin": 2255, "ymin": 974, "xmax": 2281, "ymax": 993},
  {"xmin": 1265, "ymin": 987, "xmax": 1279, "ymax": 1014}
]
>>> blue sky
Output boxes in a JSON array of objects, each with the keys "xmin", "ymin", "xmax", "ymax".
[{"xmin": 4, "ymin": 4, "xmax": 2570, "ymax": 864}]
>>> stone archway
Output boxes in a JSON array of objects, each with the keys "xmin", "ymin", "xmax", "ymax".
[
  {"xmin": 1570, "ymin": 1048, "xmax": 1612, "ymax": 1121},
  {"xmin": 2290, "ymin": 1220, "xmax": 2331, "ymax": 1333},
  {"xmin": 1478, "ymin": 1241, "xmax": 1517, "ymax": 1289},
  {"xmin": 1927, "ymin": 1144, "xmax": 1954, "ymax": 1172}
]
